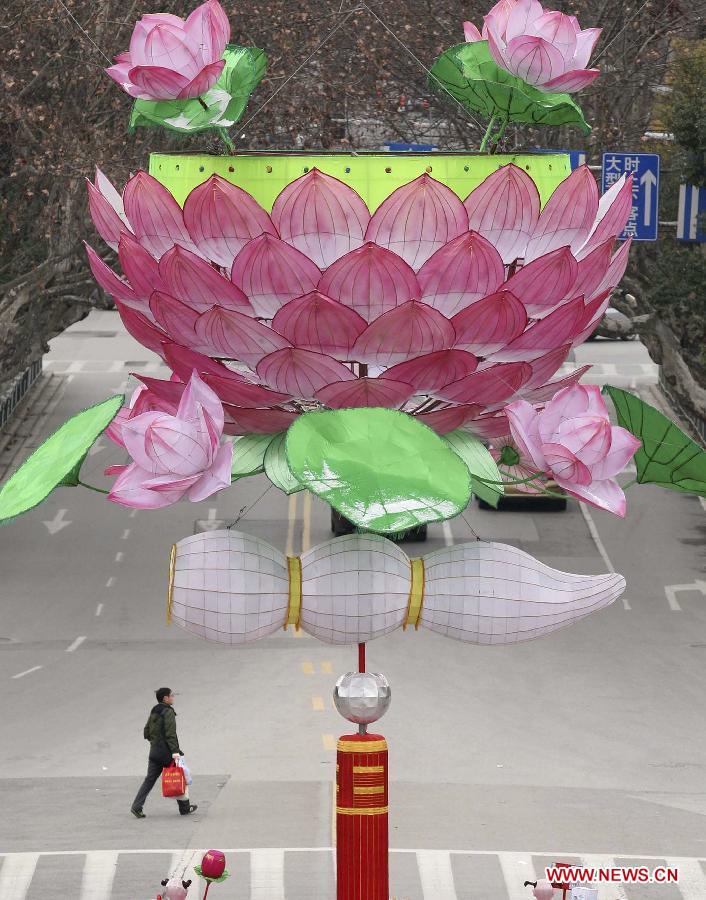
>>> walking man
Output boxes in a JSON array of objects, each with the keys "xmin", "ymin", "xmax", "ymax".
[{"xmin": 131, "ymin": 687, "xmax": 197, "ymax": 818}]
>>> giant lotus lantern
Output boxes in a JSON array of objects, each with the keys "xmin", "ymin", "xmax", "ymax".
[{"xmin": 2, "ymin": 2, "xmax": 706, "ymax": 899}]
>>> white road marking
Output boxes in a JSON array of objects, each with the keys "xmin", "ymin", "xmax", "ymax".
[
  {"xmin": 121, "ymin": 529, "xmax": 130, "ymax": 540},
  {"xmin": 105, "ymin": 576, "xmax": 116, "ymax": 588},
  {"xmin": 11, "ymin": 666, "xmax": 42, "ymax": 680},
  {"xmin": 0, "ymin": 851, "xmax": 38, "ymax": 899},
  {"xmin": 66, "ymin": 361, "xmax": 85, "ymax": 373},
  {"xmin": 79, "ymin": 850, "xmax": 118, "ymax": 900},
  {"xmin": 699, "ymin": 497, "xmax": 706, "ymax": 514},
  {"xmin": 88, "ymin": 439, "xmax": 105, "ymax": 456},
  {"xmin": 129, "ymin": 509, "xmax": 137, "ymax": 518},
  {"xmin": 114, "ymin": 551, "xmax": 123, "ymax": 563},
  {"xmin": 581, "ymin": 855, "xmax": 628, "ymax": 899},
  {"xmin": 66, "ymin": 636, "xmax": 86, "ymax": 653},
  {"xmin": 666, "ymin": 857, "xmax": 706, "ymax": 899},
  {"xmin": 442, "ymin": 520, "xmax": 454, "ymax": 546},
  {"xmin": 66, "ymin": 374, "xmax": 75, "ymax": 384},
  {"xmin": 498, "ymin": 853, "xmax": 536, "ymax": 900},
  {"xmin": 95, "ymin": 603, "xmax": 103, "ymax": 617},
  {"xmin": 109, "ymin": 361, "xmax": 124, "ymax": 373},
  {"xmin": 42, "ymin": 508, "xmax": 72, "ymax": 535},
  {"xmin": 417, "ymin": 849, "xmax": 458, "ymax": 899},
  {"xmin": 665, "ymin": 581, "xmax": 706, "ymax": 612},
  {"xmin": 207, "ymin": 507, "xmax": 218, "ymax": 520},
  {"xmin": 579, "ymin": 503, "xmax": 630, "ymax": 610},
  {"xmin": 250, "ymin": 848, "xmax": 285, "ymax": 900}
]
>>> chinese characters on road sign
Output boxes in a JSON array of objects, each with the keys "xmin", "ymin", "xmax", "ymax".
[{"xmin": 602, "ymin": 152, "xmax": 660, "ymax": 241}]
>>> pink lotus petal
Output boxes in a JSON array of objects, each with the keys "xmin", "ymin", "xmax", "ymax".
[
  {"xmin": 365, "ymin": 174, "xmax": 469, "ymax": 271},
  {"xmin": 118, "ymin": 233, "xmax": 163, "ymax": 300},
  {"xmin": 183, "ymin": 175, "xmax": 277, "ymax": 268},
  {"xmin": 159, "ymin": 244, "xmax": 252, "ymax": 311},
  {"xmin": 570, "ymin": 239, "xmax": 613, "ymax": 304},
  {"xmin": 523, "ymin": 166, "xmax": 599, "ymax": 263},
  {"xmin": 504, "ymin": 0, "xmax": 544, "ymax": 41},
  {"xmin": 504, "ymin": 34, "xmax": 567, "ymax": 86},
  {"xmin": 466, "ymin": 412, "xmax": 512, "ymax": 441},
  {"xmin": 463, "ymin": 164, "xmax": 541, "ymax": 264},
  {"xmin": 543, "ymin": 442, "xmax": 592, "ymax": 486},
  {"xmin": 451, "ymin": 290, "xmax": 527, "ymax": 356},
  {"xmin": 149, "ymin": 291, "xmax": 200, "ymax": 346},
  {"xmin": 522, "ymin": 365, "xmax": 590, "ymax": 403},
  {"xmin": 195, "ymin": 306, "xmax": 291, "ymax": 367},
  {"xmin": 577, "ymin": 175, "xmax": 632, "ymax": 259},
  {"xmin": 129, "ymin": 18, "xmax": 183, "ymax": 67},
  {"xmin": 115, "ymin": 299, "xmax": 168, "ymax": 359},
  {"xmin": 176, "ymin": 370, "xmax": 225, "ymax": 434},
  {"xmin": 505, "ymin": 399, "xmax": 544, "ymax": 469},
  {"xmin": 255, "ymin": 348, "xmax": 355, "ymax": 399},
  {"xmin": 530, "ymin": 11, "xmax": 577, "ymax": 62},
  {"xmin": 592, "ymin": 428, "xmax": 642, "ymax": 480},
  {"xmin": 271, "ymin": 291, "xmax": 367, "ymax": 361},
  {"xmin": 187, "ymin": 441, "xmax": 233, "ymax": 502},
  {"xmin": 573, "ymin": 27, "xmax": 602, "ymax": 69},
  {"xmin": 127, "ymin": 65, "xmax": 190, "ymax": 99},
  {"xmin": 383, "ymin": 349, "xmax": 478, "ymax": 392},
  {"xmin": 184, "ymin": 0, "xmax": 230, "ymax": 61},
  {"xmin": 486, "ymin": 16, "xmax": 511, "ymax": 67},
  {"xmin": 223, "ymin": 406, "xmax": 299, "ymax": 436},
  {"xmin": 85, "ymin": 243, "xmax": 141, "ymax": 309},
  {"xmin": 503, "ymin": 246, "xmax": 578, "ymax": 316},
  {"xmin": 557, "ymin": 476, "xmax": 628, "ymax": 517},
  {"xmin": 163, "ymin": 342, "xmax": 234, "ymax": 382},
  {"xmin": 133, "ymin": 374, "xmax": 187, "ymax": 408},
  {"xmin": 141, "ymin": 25, "xmax": 200, "ymax": 77},
  {"xmin": 435, "ymin": 361, "xmax": 531, "ymax": 406},
  {"xmin": 123, "ymin": 171, "xmax": 198, "ymax": 260},
  {"xmin": 105, "ymin": 62, "xmax": 141, "ymax": 96},
  {"xmin": 594, "ymin": 238, "xmax": 632, "ymax": 297},
  {"xmin": 541, "ymin": 68, "xmax": 600, "ymax": 93},
  {"xmin": 351, "ymin": 300, "xmax": 456, "ymax": 367},
  {"xmin": 483, "ymin": 0, "xmax": 514, "ymax": 38},
  {"xmin": 176, "ymin": 59, "xmax": 225, "ymax": 99},
  {"xmin": 231, "ymin": 234, "xmax": 321, "ymax": 319},
  {"xmin": 120, "ymin": 411, "xmax": 168, "ymax": 471},
  {"xmin": 539, "ymin": 382, "xmax": 606, "ymax": 440},
  {"xmin": 128, "ymin": 415, "xmax": 210, "ymax": 476},
  {"xmin": 416, "ymin": 404, "xmax": 484, "ymax": 434},
  {"xmin": 316, "ymin": 376, "xmax": 414, "ymax": 410},
  {"xmin": 271, "ymin": 169, "xmax": 370, "ymax": 270},
  {"xmin": 86, "ymin": 179, "xmax": 132, "ymax": 250},
  {"xmin": 492, "ymin": 296, "xmax": 586, "ymax": 361},
  {"xmin": 571, "ymin": 289, "xmax": 611, "ymax": 346},
  {"xmin": 554, "ymin": 418, "xmax": 612, "ymax": 467},
  {"xmin": 104, "ymin": 406, "xmax": 132, "ymax": 447},
  {"xmin": 417, "ymin": 231, "xmax": 506, "ymax": 316},
  {"xmin": 108, "ymin": 462, "xmax": 182, "ymax": 509},
  {"xmin": 520, "ymin": 344, "xmax": 571, "ymax": 392},
  {"xmin": 202, "ymin": 372, "xmax": 291, "ymax": 407},
  {"xmin": 318, "ymin": 242, "xmax": 420, "ymax": 323},
  {"xmin": 463, "ymin": 20, "xmax": 483, "ymax": 41}
]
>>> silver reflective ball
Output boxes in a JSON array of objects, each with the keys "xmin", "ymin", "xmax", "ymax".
[{"xmin": 333, "ymin": 672, "xmax": 391, "ymax": 725}]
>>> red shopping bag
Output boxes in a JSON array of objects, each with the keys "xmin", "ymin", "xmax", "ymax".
[{"xmin": 161, "ymin": 761, "xmax": 186, "ymax": 797}]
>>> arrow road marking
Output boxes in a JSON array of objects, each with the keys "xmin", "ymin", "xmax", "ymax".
[
  {"xmin": 665, "ymin": 581, "xmax": 706, "ymax": 611},
  {"xmin": 640, "ymin": 169, "xmax": 657, "ymax": 226},
  {"xmin": 66, "ymin": 636, "xmax": 86, "ymax": 652},
  {"xmin": 42, "ymin": 509, "xmax": 71, "ymax": 535}
]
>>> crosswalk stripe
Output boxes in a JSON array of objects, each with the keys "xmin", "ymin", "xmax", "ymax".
[
  {"xmin": 250, "ymin": 848, "xmax": 284, "ymax": 900},
  {"xmin": 498, "ymin": 852, "xmax": 536, "ymax": 900},
  {"xmin": 416, "ymin": 849, "xmax": 458, "ymax": 899},
  {"xmin": 666, "ymin": 857, "xmax": 706, "ymax": 900},
  {"xmin": 581, "ymin": 855, "xmax": 628, "ymax": 900},
  {"xmin": 0, "ymin": 852, "xmax": 38, "ymax": 900},
  {"xmin": 79, "ymin": 850, "xmax": 118, "ymax": 900}
]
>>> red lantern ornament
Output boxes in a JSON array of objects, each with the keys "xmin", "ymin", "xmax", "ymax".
[{"xmin": 201, "ymin": 850, "xmax": 226, "ymax": 880}]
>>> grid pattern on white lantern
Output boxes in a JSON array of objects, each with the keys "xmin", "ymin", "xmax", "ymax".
[
  {"xmin": 420, "ymin": 541, "xmax": 626, "ymax": 645},
  {"xmin": 299, "ymin": 533, "xmax": 411, "ymax": 644},
  {"xmin": 171, "ymin": 531, "xmax": 289, "ymax": 644}
]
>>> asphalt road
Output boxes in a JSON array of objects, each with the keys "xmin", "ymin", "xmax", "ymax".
[{"xmin": 0, "ymin": 312, "xmax": 704, "ymax": 900}]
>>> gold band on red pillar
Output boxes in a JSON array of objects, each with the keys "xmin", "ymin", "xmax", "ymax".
[
  {"xmin": 404, "ymin": 557, "xmax": 425, "ymax": 630},
  {"xmin": 336, "ymin": 733, "xmax": 389, "ymax": 900}
]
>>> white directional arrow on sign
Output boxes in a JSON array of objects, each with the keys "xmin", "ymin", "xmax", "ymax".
[
  {"xmin": 664, "ymin": 580, "xmax": 706, "ymax": 611},
  {"xmin": 640, "ymin": 169, "xmax": 657, "ymax": 226},
  {"xmin": 42, "ymin": 509, "xmax": 72, "ymax": 535}
]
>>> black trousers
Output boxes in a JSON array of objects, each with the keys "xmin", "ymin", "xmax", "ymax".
[{"xmin": 132, "ymin": 756, "xmax": 180, "ymax": 811}]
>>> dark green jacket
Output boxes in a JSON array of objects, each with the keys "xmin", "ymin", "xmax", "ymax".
[{"xmin": 143, "ymin": 702, "xmax": 181, "ymax": 759}]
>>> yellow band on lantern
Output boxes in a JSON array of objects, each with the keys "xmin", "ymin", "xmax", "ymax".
[
  {"xmin": 285, "ymin": 556, "xmax": 302, "ymax": 630},
  {"xmin": 404, "ymin": 557, "xmax": 425, "ymax": 630},
  {"xmin": 167, "ymin": 544, "xmax": 176, "ymax": 625}
]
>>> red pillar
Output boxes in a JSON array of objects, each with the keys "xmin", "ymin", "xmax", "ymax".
[{"xmin": 336, "ymin": 733, "xmax": 388, "ymax": 900}]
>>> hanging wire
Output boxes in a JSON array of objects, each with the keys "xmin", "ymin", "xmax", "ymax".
[
  {"xmin": 591, "ymin": 0, "xmax": 655, "ymax": 64},
  {"xmin": 54, "ymin": 0, "xmax": 113, "ymax": 65},
  {"xmin": 226, "ymin": 483, "xmax": 275, "ymax": 529}
]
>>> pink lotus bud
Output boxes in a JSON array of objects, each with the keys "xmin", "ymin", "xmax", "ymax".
[{"xmin": 200, "ymin": 849, "xmax": 226, "ymax": 879}]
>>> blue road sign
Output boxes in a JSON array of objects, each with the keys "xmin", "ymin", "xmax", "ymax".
[
  {"xmin": 602, "ymin": 152, "xmax": 660, "ymax": 241},
  {"xmin": 531, "ymin": 149, "xmax": 586, "ymax": 169},
  {"xmin": 677, "ymin": 184, "xmax": 706, "ymax": 243}
]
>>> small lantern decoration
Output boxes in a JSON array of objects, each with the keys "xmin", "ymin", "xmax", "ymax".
[
  {"xmin": 157, "ymin": 877, "xmax": 191, "ymax": 900},
  {"xmin": 194, "ymin": 849, "xmax": 230, "ymax": 896}
]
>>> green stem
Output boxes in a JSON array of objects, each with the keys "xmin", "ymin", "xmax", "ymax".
[
  {"xmin": 489, "ymin": 115, "xmax": 509, "ymax": 155},
  {"xmin": 475, "ymin": 471, "xmax": 544, "ymax": 487},
  {"xmin": 78, "ymin": 478, "xmax": 110, "ymax": 495},
  {"xmin": 217, "ymin": 126, "xmax": 235, "ymax": 154},
  {"xmin": 479, "ymin": 115, "xmax": 498, "ymax": 153}
]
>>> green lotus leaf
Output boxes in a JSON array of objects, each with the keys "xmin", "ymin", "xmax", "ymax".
[
  {"xmin": 231, "ymin": 432, "xmax": 280, "ymax": 479},
  {"xmin": 0, "ymin": 395, "xmax": 124, "ymax": 525},
  {"xmin": 443, "ymin": 429, "xmax": 503, "ymax": 508},
  {"xmin": 430, "ymin": 41, "xmax": 590, "ymax": 134},
  {"xmin": 130, "ymin": 45, "xmax": 266, "ymax": 134},
  {"xmin": 194, "ymin": 865, "xmax": 230, "ymax": 883},
  {"xmin": 604, "ymin": 385, "xmax": 706, "ymax": 495},
  {"xmin": 264, "ymin": 432, "xmax": 303, "ymax": 495},
  {"xmin": 285, "ymin": 408, "xmax": 472, "ymax": 534}
]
